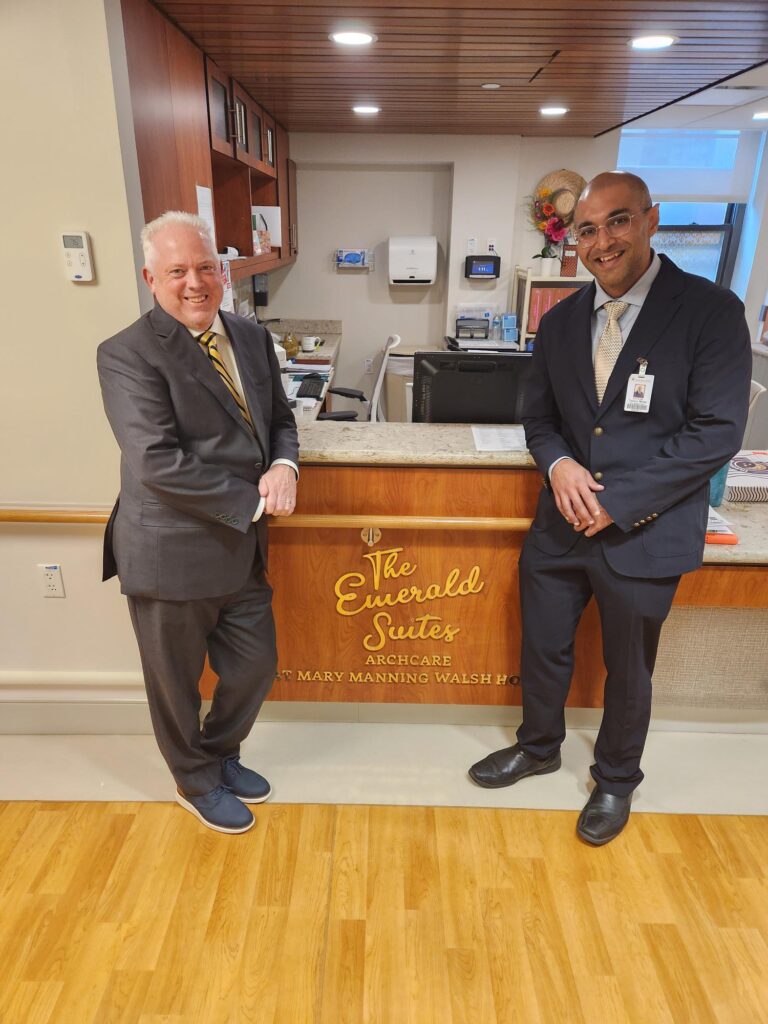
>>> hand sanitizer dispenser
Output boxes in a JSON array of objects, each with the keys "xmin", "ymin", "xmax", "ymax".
[{"xmin": 388, "ymin": 236, "xmax": 438, "ymax": 285}]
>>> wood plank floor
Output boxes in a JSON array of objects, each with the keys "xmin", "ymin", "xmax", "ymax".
[{"xmin": 1, "ymin": 801, "xmax": 766, "ymax": 1024}]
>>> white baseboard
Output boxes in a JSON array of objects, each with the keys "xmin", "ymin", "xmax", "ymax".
[{"xmin": 0, "ymin": 686, "xmax": 766, "ymax": 736}]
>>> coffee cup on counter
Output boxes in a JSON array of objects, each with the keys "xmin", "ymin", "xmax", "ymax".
[{"xmin": 301, "ymin": 336, "xmax": 320, "ymax": 352}]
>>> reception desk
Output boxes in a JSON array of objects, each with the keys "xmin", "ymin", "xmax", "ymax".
[{"xmin": 212, "ymin": 423, "xmax": 768, "ymax": 709}]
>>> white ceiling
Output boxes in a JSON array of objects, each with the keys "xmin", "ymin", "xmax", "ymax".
[{"xmin": 631, "ymin": 64, "xmax": 768, "ymax": 131}]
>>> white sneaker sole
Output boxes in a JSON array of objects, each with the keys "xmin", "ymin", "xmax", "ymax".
[
  {"xmin": 175, "ymin": 791, "xmax": 255, "ymax": 834},
  {"xmin": 234, "ymin": 784, "xmax": 273, "ymax": 805}
]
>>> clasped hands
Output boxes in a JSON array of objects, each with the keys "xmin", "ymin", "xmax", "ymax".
[
  {"xmin": 550, "ymin": 459, "xmax": 613, "ymax": 537},
  {"xmin": 259, "ymin": 464, "xmax": 297, "ymax": 517}
]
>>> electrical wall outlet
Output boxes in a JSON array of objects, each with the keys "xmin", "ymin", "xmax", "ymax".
[
  {"xmin": 39, "ymin": 563, "xmax": 65, "ymax": 598},
  {"xmin": 487, "ymin": 237, "xmax": 498, "ymax": 253},
  {"xmin": 363, "ymin": 357, "xmax": 374, "ymax": 374}
]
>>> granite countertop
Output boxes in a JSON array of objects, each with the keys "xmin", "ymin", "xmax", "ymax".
[
  {"xmin": 295, "ymin": 423, "xmax": 768, "ymax": 564},
  {"xmin": 297, "ymin": 422, "xmax": 536, "ymax": 468},
  {"xmin": 704, "ymin": 502, "xmax": 768, "ymax": 565}
]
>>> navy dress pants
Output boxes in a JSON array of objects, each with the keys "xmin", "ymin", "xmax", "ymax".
[{"xmin": 516, "ymin": 532, "xmax": 680, "ymax": 796}]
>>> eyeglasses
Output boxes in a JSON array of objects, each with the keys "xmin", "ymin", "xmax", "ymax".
[{"xmin": 574, "ymin": 207, "xmax": 653, "ymax": 247}]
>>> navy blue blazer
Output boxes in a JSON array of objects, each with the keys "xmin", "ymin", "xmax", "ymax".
[{"xmin": 522, "ymin": 254, "xmax": 752, "ymax": 578}]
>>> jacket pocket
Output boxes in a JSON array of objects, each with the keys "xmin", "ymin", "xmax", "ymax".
[{"xmin": 140, "ymin": 500, "xmax": 206, "ymax": 529}]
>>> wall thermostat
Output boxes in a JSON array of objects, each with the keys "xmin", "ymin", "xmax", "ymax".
[
  {"xmin": 62, "ymin": 231, "xmax": 94, "ymax": 282},
  {"xmin": 464, "ymin": 254, "xmax": 501, "ymax": 279}
]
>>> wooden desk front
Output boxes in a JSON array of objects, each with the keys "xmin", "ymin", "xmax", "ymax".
[{"xmin": 202, "ymin": 463, "xmax": 767, "ymax": 706}]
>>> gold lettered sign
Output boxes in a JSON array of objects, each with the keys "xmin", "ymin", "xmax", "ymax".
[{"xmin": 273, "ymin": 541, "xmax": 522, "ymax": 701}]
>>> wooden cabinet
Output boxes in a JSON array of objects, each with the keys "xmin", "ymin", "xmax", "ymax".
[
  {"xmin": 287, "ymin": 159, "xmax": 298, "ymax": 257},
  {"xmin": 205, "ymin": 60, "xmax": 276, "ymax": 179},
  {"xmin": 121, "ymin": 0, "xmax": 213, "ymax": 220},
  {"xmin": 122, "ymin": 0, "xmax": 296, "ymax": 282}
]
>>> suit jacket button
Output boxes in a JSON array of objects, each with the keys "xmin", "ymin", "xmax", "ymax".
[
  {"xmin": 594, "ymin": 471, "xmax": 603, "ymax": 481},
  {"xmin": 593, "ymin": 427, "xmax": 604, "ymax": 437},
  {"xmin": 652, "ymin": 513, "xmax": 658, "ymax": 518},
  {"xmin": 633, "ymin": 522, "xmax": 640, "ymax": 528}
]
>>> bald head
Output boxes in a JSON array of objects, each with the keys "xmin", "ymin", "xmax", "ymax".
[
  {"xmin": 578, "ymin": 172, "xmax": 652, "ymax": 214},
  {"xmin": 573, "ymin": 170, "xmax": 658, "ymax": 297}
]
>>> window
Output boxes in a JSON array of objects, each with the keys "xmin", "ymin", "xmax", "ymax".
[{"xmin": 653, "ymin": 202, "xmax": 745, "ymax": 287}]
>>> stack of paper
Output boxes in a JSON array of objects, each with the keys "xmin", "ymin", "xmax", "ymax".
[{"xmin": 705, "ymin": 508, "xmax": 738, "ymax": 545}]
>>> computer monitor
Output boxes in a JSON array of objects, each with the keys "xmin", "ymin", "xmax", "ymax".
[{"xmin": 412, "ymin": 350, "xmax": 533, "ymax": 424}]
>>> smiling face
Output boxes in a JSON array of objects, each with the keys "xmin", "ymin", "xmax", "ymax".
[
  {"xmin": 142, "ymin": 224, "xmax": 223, "ymax": 331},
  {"xmin": 574, "ymin": 175, "xmax": 659, "ymax": 298}
]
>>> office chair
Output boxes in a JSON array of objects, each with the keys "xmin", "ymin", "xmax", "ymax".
[
  {"xmin": 318, "ymin": 335, "xmax": 402, "ymax": 422},
  {"xmin": 744, "ymin": 377, "xmax": 767, "ymax": 447}
]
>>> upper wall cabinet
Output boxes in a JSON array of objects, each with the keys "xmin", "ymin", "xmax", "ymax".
[{"xmin": 205, "ymin": 59, "xmax": 275, "ymax": 179}]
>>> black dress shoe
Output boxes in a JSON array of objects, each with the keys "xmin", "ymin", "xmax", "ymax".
[
  {"xmin": 576, "ymin": 788, "xmax": 632, "ymax": 846},
  {"xmin": 468, "ymin": 743, "xmax": 561, "ymax": 789}
]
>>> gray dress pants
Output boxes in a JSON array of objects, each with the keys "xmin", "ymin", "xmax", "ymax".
[{"xmin": 127, "ymin": 553, "xmax": 276, "ymax": 795}]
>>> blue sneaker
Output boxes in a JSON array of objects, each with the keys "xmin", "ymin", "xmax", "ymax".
[
  {"xmin": 175, "ymin": 785, "xmax": 255, "ymax": 834},
  {"xmin": 221, "ymin": 756, "xmax": 272, "ymax": 804}
]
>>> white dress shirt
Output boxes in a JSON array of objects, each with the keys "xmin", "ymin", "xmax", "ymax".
[
  {"xmin": 190, "ymin": 314, "xmax": 299, "ymax": 522},
  {"xmin": 549, "ymin": 252, "xmax": 662, "ymax": 479}
]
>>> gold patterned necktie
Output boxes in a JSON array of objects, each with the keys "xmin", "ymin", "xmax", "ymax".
[
  {"xmin": 594, "ymin": 300, "xmax": 629, "ymax": 404},
  {"xmin": 198, "ymin": 330, "xmax": 255, "ymax": 432}
]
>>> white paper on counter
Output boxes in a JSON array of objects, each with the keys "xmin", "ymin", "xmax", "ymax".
[
  {"xmin": 472, "ymin": 426, "xmax": 527, "ymax": 451},
  {"xmin": 706, "ymin": 507, "xmax": 734, "ymax": 535},
  {"xmin": 196, "ymin": 185, "xmax": 216, "ymax": 241}
]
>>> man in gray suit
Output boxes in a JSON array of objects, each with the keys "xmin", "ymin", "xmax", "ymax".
[{"xmin": 98, "ymin": 212, "xmax": 298, "ymax": 834}]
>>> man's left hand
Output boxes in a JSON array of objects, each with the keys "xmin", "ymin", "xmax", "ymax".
[
  {"xmin": 577, "ymin": 505, "xmax": 614, "ymax": 537},
  {"xmin": 259, "ymin": 464, "xmax": 297, "ymax": 516}
]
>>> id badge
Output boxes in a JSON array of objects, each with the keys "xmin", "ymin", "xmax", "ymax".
[{"xmin": 625, "ymin": 359, "xmax": 654, "ymax": 413}]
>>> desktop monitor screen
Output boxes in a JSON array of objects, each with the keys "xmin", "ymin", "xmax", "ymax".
[{"xmin": 412, "ymin": 350, "xmax": 533, "ymax": 424}]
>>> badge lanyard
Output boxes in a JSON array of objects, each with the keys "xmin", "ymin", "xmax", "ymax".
[{"xmin": 624, "ymin": 357, "xmax": 654, "ymax": 413}]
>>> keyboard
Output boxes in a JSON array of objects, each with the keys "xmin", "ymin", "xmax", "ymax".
[{"xmin": 296, "ymin": 377, "xmax": 325, "ymax": 399}]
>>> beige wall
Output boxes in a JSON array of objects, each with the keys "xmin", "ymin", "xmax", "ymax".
[
  {"xmin": 268, "ymin": 161, "xmax": 452, "ymax": 393},
  {"xmin": 0, "ymin": 0, "xmax": 144, "ymax": 700},
  {"xmin": 265, "ymin": 132, "xmax": 620, "ymax": 395},
  {"xmin": 0, "ymin": 0, "xmax": 139, "ymax": 506}
]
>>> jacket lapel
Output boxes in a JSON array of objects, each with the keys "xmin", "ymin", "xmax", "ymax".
[
  {"xmin": 566, "ymin": 283, "xmax": 600, "ymax": 416},
  {"xmin": 150, "ymin": 304, "xmax": 257, "ymax": 442},
  {"xmin": 596, "ymin": 255, "xmax": 686, "ymax": 420},
  {"xmin": 221, "ymin": 312, "xmax": 270, "ymax": 458}
]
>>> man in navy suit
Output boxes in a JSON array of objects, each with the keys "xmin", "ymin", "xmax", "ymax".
[
  {"xmin": 470, "ymin": 172, "xmax": 751, "ymax": 844},
  {"xmin": 98, "ymin": 212, "xmax": 298, "ymax": 834}
]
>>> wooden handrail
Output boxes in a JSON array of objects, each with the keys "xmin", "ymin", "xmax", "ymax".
[{"xmin": 0, "ymin": 507, "xmax": 533, "ymax": 531}]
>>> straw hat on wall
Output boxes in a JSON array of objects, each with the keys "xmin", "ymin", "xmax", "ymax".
[{"xmin": 534, "ymin": 169, "xmax": 587, "ymax": 226}]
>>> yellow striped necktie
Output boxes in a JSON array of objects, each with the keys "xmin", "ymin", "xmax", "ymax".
[{"xmin": 198, "ymin": 330, "xmax": 255, "ymax": 432}]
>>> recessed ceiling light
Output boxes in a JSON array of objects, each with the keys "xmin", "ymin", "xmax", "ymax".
[
  {"xmin": 540, "ymin": 106, "xmax": 569, "ymax": 116},
  {"xmin": 753, "ymin": 111, "xmax": 768, "ymax": 120},
  {"xmin": 353, "ymin": 105, "xmax": 380, "ymax": 115},
  {"xmin": 330, "ymin": 30, "xmax": 376, "ymax": 45},
  {"xmin": 630, "ymin": 34, "xmax": 677, "ymax": 50},
  {"xmin": 481, "ymin": 83, "xmax": 501, "ymax": 90}
]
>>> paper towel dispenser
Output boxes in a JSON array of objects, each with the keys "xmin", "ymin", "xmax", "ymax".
[{"xmin": 388, "ymin": 235, "xmax": 438, "ymax": 285}]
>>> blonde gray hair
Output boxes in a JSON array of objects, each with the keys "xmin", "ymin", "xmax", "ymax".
[{"xmin": 141, "ymin": 211, "xmax": 216, "ymax": 269}]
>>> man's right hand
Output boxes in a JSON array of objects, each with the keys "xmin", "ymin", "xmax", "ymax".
[{"xmin": 550, "ymin": 459, "xmax": 604, "ymax": 529}]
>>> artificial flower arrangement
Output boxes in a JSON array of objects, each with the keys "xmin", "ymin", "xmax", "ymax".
[
  {"xmin": 528, "ymin": 170, "xmax": 586, "ymax": 262},
  {"xmin": 530, "ymin": 187, "xmax": 571, "ymax": 259}
]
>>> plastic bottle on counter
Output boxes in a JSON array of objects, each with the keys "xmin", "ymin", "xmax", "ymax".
[
  {"xmin": 491, "ymin": 315, "xmax": 501, "ymax": 341},
  {"xmin": 282, "ymin": 332, "xmax": 300, "ymax": 359}
]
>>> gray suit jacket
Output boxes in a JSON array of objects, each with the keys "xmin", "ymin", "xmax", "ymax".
[{"xmin": 97, "ymin": 304, "xmax": 299, "ymax": 600}]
